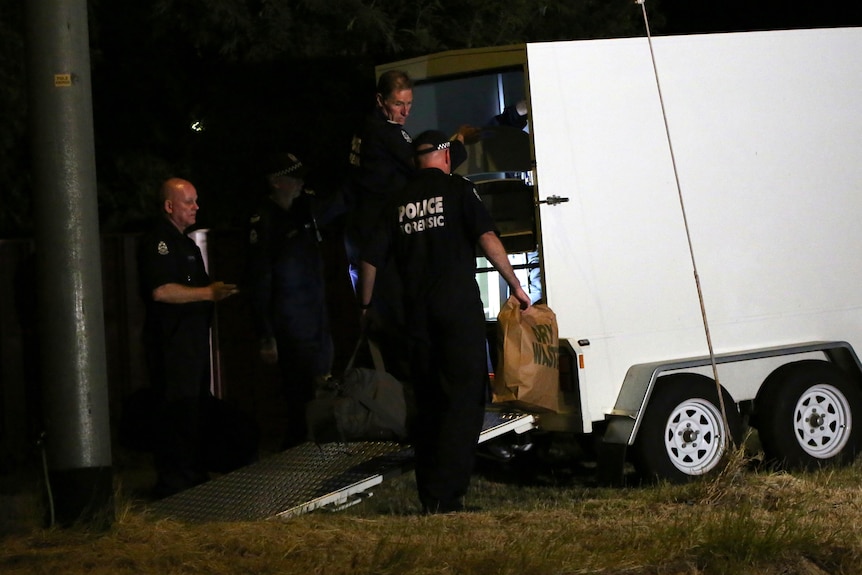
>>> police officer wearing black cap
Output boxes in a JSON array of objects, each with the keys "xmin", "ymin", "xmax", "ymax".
[
  {"xmin": 246, "ymin": 152, "xmax": 337, "ymax": 449},
  {"xmin": 137, "ymin": 177, "xmax": 240, "ymax": 497},
  {"xmin": 359, "ymin": 130, "xmax": 531, "ymax": 513}
]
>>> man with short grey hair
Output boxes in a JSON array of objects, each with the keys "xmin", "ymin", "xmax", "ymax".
[{"xmin": 137, "ymin": 177, "xmax": 238, "ymax": 497}]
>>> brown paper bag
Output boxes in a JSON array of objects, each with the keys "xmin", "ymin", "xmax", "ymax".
[{"xmin": 492, "ymin": 295, "xmax": 561, "ymax": 413}]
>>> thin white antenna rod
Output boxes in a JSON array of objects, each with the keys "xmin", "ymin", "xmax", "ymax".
[{"xmin": 635, "ymin": 0, "xmax": 734, "ymax": 446}]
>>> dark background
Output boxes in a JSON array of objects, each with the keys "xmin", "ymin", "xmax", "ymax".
[{"xmin": 660, "ymin": 1, "xmax": 862, "ymax": 34}]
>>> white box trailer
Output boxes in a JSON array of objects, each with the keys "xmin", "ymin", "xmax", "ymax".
[{"xmin": 377, "ymin": 26, "xmax": 862, "ymax": 482}]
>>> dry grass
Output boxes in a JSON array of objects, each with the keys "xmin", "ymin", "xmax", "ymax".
[{"xmin": 3, "ymin": 438, "xmax": 862, "ymax": 575}]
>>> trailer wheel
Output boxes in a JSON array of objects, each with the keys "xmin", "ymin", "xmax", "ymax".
[
  {"xmin": 755, "ymin": 360, "xmax": 862, "ymax": 469},
  {"xmin": 632, "ymin": 374, "xmax": 741, "ymax": 483}
]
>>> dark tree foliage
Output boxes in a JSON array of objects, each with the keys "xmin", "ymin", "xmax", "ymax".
[
  {"xmin": 658, "ymin": 0, "xmax": 862, "ymax": 34},
  {"xmin": 143, "ymin": 0, "xmax": 645, "ymax": 61}
]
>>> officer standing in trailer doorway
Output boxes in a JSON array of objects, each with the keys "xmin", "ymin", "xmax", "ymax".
[
  {"xmin": 345, "ymin": 70, "xmax": 477, "ymax": 379},
  {"xmin": 359, "ymin": 130, "xmax": 531, "ymax": 513}
]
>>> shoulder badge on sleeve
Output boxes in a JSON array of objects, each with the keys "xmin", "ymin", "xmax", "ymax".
[
  {"xmin": 401, "ymin": 129, "xmax": 412, "ymax": 143},
  {"xmin": 157, "ymin": 241, "xmax": 169, "ymax": 255},
  {"xmin": 349, "ymin": 135, "xmax": 362, "ymax": 167}
]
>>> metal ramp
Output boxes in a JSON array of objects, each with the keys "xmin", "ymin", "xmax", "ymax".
[
  {"xmin": 149, "ymin": 409, "xmax": 535, "ymax": 523},
  {"xmin": 479, "ymin": 409, "xmax": 537, "ymax": 443}
]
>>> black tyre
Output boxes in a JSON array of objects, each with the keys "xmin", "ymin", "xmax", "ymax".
[
  {"xmin": 632, "ymin": 373, "xmax": 742, "ymax": 483},
  {"xmin": 755, "ymin": 360, "xmax": 862, "ymax": 469}
]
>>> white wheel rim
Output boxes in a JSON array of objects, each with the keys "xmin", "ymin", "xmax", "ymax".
[
  {"xmin": 794, "ymin": 384, "xmax": 852, "ymax": 459},
  {"xmin": 664, "ymin": 399, "xmax": 727, "ymax": 475}
]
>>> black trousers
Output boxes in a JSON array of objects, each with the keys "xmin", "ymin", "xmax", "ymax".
[
  {"xmin": 275, "ymin": 333, "xmax": 319, "ymax": 448},
  {"xmin": 144, "ymin": 320, "xmax": 211, "ymax": 493},
  {"xmin": 408, "ymin": 304, "xmax": 487, "ymax": 512},
  {"xmin": 273, "ymin": 292, "xmax": 334, "ymax": 448}
]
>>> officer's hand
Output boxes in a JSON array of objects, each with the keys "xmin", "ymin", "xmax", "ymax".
[
  {"xmin": 360, "ymin": 307, "xmax": 379, "ymax": 335},
  {"xmin": 452, "ymin": 124, "xmax": 481, "ymax": 145},
  {"xmin": 512, "ymin": 286, "xmax": 532, "ymax": 311},
  {"xmin": 259, "ymin": 338, "xmax": 278, "ymax": 365},
  {"xmin": 210, "ymin": 281, "xmax": 239, "ymax": 301}
]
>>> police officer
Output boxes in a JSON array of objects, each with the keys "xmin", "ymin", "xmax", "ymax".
[
  {"xmin": 345, "ymin": 71, "xmax": 477, "ymax": 379},
  {"xmin": 137, "ymin": 177, "xmax": 239, "ymax": 497},
  {"xmin": 359, "ymin": 130, "xmax": 531, "ymax": 513},
  {"xmin": 247, "ymin": 153, "xmax": 336, "ymax": 449}
]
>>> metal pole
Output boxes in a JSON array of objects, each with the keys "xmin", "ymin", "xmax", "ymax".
[{"xmin": 25, "ymin": 0, "xmax": 113, "ymax": 527}]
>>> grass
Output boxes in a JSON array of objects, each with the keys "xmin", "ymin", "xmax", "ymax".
[{"xmin": 2, "ymin": 434, "xmax": 862, "ymax": 575}]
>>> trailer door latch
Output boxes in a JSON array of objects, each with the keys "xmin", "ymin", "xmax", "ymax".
[{"xmin": 538, "ymin": 195, "xmax": 570, "ymax": 206}]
